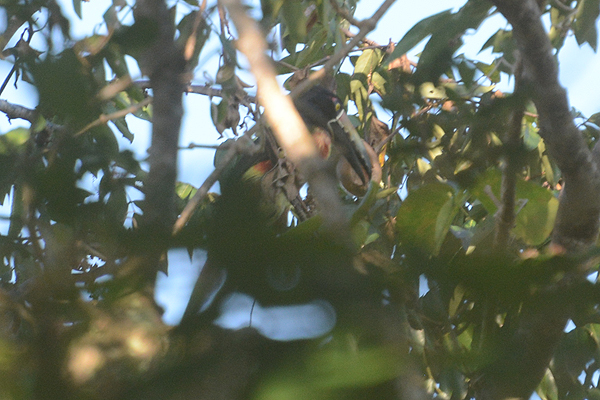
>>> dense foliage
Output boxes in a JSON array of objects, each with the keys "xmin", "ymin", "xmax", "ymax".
[{"xmin": 0, "ymin": 0, "xmax": 600, "ymax": 399}]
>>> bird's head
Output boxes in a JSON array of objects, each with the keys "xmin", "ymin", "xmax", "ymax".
[{"xmin": 294, "ymin": 86, "xmax": 373, "ymax": 187}]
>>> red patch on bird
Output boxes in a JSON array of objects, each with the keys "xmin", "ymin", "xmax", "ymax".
[
  {"xmin": 253, "ymin": 160, "xmax": 273, "ymax": 175},
  {"xmin": 312, "ymin": 129, "xmax": 332, "ymax": 159}
]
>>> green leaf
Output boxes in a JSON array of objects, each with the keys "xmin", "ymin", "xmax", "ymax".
[
  {"xmin": 522, "ymin": 120, "xmax": 541, "ymax": 151},
  {"xmin": 413, "ymin": 0, "xmax": 490, "ymax": 83},
  {"xmin": 281, "ymin": 0, "xmax": 307, "ymax": 43},
  {"xmin": 536, "ymin": 368, "xmax": 558, "ymax": 400},
  {"xmin": 420, "ymin": 82, "xmax": 446, "ymax": 99},
  {"xmin": 4, "ymin": 128, "xmax": 29, "ymax": 148},
  {"xmin": 371, "ymin": 71, "xmax": 387, "ymax": 95},
  {"xmin": 396, "ymin": 182, "xmax": 459, "ymax": 255},
  {"xmin": 470, "ymin": 169, "xmax": 558, "ymax": 245},
  {"xmin": 294, "ymin": 27, "xmax": 327, "ymax": 68},
  {"xmin": 309, "ymin": 347, "xmax": 401, "ymax": 388},
  {"xmin": 105, "ymin": 187, "xmax": 128, "ymax": 225},
  {"xmin": 574, "ymin": 0, "xmax": 600, "ymax": 50},
  {"xmin": 448, "ymin": 284, "xmax": 465, "ymax": 317},
  {"xmin": 354, "ymin": 49, "xmax": 383, "ymax": 77},
  {"xmin": 384, "ymin": 9, "xmax": 453, "ymax": 66},
  {"xmin": 176, "ymin": 11, "xmax": 211, "ymax": 71},
  {"xmin": 176, "ymin": 182, "xmax": 198, "ymax": 200},
  {"xmin": 72, "ymin": 0, "xmax": 82, "ymax": 19},
  {"xmin": 588, "ymin": 111, "xmax": 600, "ymax": 127},
  {"xmin": 111, "ymin": 117, "xmax": 133, "ymax": 143}
]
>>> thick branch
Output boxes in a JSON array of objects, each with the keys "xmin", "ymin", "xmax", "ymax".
[
  {"xmin": 0, "ymin": 99, "xmax": 64, "ymax": 132},
  {"xmin": 492, "ymin": 0, "xmax": 600, "ymax": 252},
  {"xmin": 134, "ymin": 0, "xmax": 185, "ymax": 266},
  {"xmin": 0, "ymin": 99, "xmax": 38, "ymax": 123},
  {"xmin": 477, "ymin": 1, "xmax": 600, "ymax": 399}
]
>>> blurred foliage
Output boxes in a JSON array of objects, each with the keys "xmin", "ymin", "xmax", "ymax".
[{"xmin": 0, "ymin": 0, "xmax": 598, "ymax": 399}]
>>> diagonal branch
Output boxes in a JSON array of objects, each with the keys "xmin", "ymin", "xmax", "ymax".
[
  {"xmin": 75, "ymin": 97, "xmax": 152, "ymax": 136},
  {"xmin": 172, "ymin": 128, "xmax": 260, "ymax": 236}
]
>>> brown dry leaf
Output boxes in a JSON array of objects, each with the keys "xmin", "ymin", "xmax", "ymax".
[
  {"xmin": 368, "ymin": 115, "xmax": 390, "ymax": 156},
  {"xmin": 387, "ymin": 54, "xmax": 412, "ymax": 73}
]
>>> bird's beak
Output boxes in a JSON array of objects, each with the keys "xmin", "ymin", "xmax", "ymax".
[{"xmin": 327, "ymin": 110, "xmax": 372, "ymax": 185}]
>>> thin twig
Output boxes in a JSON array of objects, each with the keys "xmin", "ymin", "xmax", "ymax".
[
  {"xmin": 0, "ymin": 64, "xmax": 16, "ymax": 97},
  {"xmin": 75, "ymin": 97, "xmax": 152, "ymax": 136},
  {"xmin": 172, "ymin": 126, "xmax": 259, "ymax": 235},
  {"xmin": 329, "ymin": 0, "xmax": 362, "ymax": 27},
  {"xmin": 136, "ymin": 80, "xmax": 258, "ymax": 103},
  {"xmin": 290, "ymin": 0, "xmax": 396, "ymax": 99},
  {"xmin": 340, "ymin": 27, "xmax": 380, "ymax": 47},
  {"xmin": 275, "ymin": 60, "xmax": 300, "ymax": 72},
  {"xmin": 178, "ymin": 142, "xmax": 224, "ymax": 150}
]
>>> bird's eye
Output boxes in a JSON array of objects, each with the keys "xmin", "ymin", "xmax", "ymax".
[{"xmin": 334, "ymin": 101, "xmax": 341, "ymax": 112}]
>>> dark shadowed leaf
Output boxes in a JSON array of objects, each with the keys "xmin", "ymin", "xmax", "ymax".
[
  {"xmin": 574, "ymin": 0, "xmax": 600, "ymax": 50},
  {"xmin": 396, "ymin": 182, "xmax": 459, "ymax": 255},
  {"xmin": 470, "ymin": 169, "xmax": 558, "ymax": 245},
  {"xmin": 384, "ymin": 9, "xmax": 453, "ymax": 66}
]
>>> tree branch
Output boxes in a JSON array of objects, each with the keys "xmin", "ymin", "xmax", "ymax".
[
  {"xmin": 477, "ymin": 1, "xmax": 600, "ymax": 398},
  {"xmin": 492, "ymin": 0, "xmax": 600, "ymax": 252},
  {"xmin": 75, "ymin": 97, "xmax": 152, "ymax": 137},
  {"xmin": 172, "ymin": 130, "xmax": 259, "ymax": 236},
  {"xmin": 0, "ymin": 99, "xmax": 64, "ymax": 133},
  {"xmin": 494, "ymin": 60, "xmax": 525, "ymax": 251},
  {"xmin": 133, "ymin": 0, "xmax": 185, "ymax": 270},
  {"xmin": 135, "ymin": 80, "xmax": 258, "ymax": 104}
]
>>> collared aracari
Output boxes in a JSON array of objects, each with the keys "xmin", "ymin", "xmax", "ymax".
[{"xmin": 180, "ymin": 85, "xmax": 374, "ymax": 325}]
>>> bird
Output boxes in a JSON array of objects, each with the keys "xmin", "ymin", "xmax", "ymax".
[{"xmin": 179, "ymin": 85, "xmax": 374, "ymax": 327}]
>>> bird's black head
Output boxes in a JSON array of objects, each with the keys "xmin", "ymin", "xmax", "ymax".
[
  {"xmin": 294, "ymin": 85, "xmax": 343, "ymax": 129},
  {"xmin": 294, "ymin": 85, "xmax": 372, "ymax": 186}
]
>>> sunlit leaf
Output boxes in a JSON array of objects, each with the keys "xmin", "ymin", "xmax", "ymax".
[
  {"xmin": 536, "ymin": 368, "xmax": 558, "ymax": 400},
  {"xmin": 354, "ymin": 49, "xmax": 383, "ymax": 77},
  {"xmin": 310, "ymin": 347, "xmax": 402, "ymax": 388},
  {"xmin": 420, "ymin": 82, "xmax": 446, "ymax": 99},
  {"xmin": 176, "ymin": 182, "xmax": 198, "ymax": 200}
]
